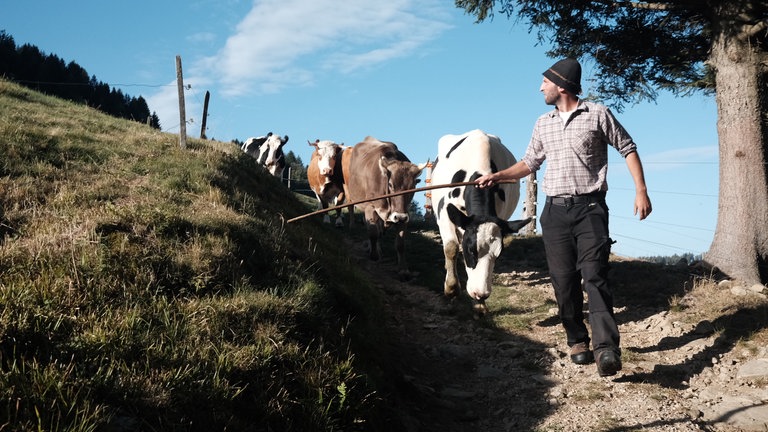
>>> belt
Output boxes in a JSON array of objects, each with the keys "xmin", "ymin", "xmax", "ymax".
[{"xmin": 546, "ymin": 192, "xmax": 605, "ymax": 206}]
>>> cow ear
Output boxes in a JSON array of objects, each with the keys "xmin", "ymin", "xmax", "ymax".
[
  {"xmin": 447, "ymin": 203, "xmax": 471, "ymax": 229},
  {"xmin": 504, "ymin": 218, "xmax": 532, "ymax": 234},
  {"xmin": 378, "ymin": 156, "xmax": 390, "ymax": 177},
  {"xmin": 282, "ymin": 135, "xmax": 289, "ymax": 144}
]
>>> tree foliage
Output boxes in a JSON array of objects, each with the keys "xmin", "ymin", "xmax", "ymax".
[
  {"xmin": 0, "ymin": 30, "xmax": 160, "ymax": 129},
  {"xmin": 284, "ymin": 150, "xmax": 307, "ymax": 181},
  {"xmin": 456, "ymin": 0, "xmax": 766, "ymax": 110}
]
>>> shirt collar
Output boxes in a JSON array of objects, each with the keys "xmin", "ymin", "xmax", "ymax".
[{"xmin": 547, "ymin": 99, "xmax": 590, "ymax": 118}]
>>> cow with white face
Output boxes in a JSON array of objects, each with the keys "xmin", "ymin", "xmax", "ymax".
[
  {"xmin": 342, "ymin": 136, "xmax": 426, "ymax": 279},
  {"xmin": 242, "ymin": 132, "xmax": 289, "ymax": 178},
  {"xmin": 431, "ymin": 129, "xmax": 531, "ymax": 312},
  {"xmin": 307, "ymin": 139, "xmax": 346, "ymax": 227}
]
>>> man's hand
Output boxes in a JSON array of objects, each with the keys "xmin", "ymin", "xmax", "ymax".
[
  {"xmin": 475, "ymin": 173, "xmax": 496, "ymax": 189},
  {"xmin": 634, "ymin": 192, "xmax": 652, "ymax": 220}
]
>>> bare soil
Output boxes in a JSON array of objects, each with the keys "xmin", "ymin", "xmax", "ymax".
[{"xmin": 349, "ymin": 225, "xmax": 768, "ymax": 432}]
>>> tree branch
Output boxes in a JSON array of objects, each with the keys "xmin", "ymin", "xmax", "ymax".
[
  {"xmin": 623, "ymin": 1, "xmax": 672, "ymax": 11},
  {"xmin": 740, "ymin": 19, "xmax": 768, "ymax": 41}
]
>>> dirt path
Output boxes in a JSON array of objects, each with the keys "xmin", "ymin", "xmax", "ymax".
[{"xmin": 350, "ymin": 228, "xmax": 768, "ymax": 432}]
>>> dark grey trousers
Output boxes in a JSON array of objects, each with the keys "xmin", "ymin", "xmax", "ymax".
[{"xmin": 540, "ymin": 196, "xmax": 620, "ymax": 355}]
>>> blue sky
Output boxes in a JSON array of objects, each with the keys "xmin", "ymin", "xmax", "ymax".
[{"xmin": 2, "ymin": 0, "xmax": 719, "ymax": 259}]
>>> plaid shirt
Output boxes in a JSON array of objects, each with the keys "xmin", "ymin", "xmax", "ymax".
[{"xmin": 521, "ymin": 100, "xmax": 638, "ymax": 197}]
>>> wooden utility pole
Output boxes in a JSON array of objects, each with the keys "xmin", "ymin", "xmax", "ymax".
[
  {"xmin": 175, "ymin": 55, "xmax": 187, "ymax": 149},
  {"xmin": 200, "ymin": 91, "xmax": 210, "ymax": 139},
  {"xmin": 522, "ymin": 172, "xmax": 538, "ymax": 235}
]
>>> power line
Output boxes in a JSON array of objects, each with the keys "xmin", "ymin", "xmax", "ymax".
[
  {"xmin": 612, "ymin": 214, "xmax": 715, "ymax": 233},
  {"xmin": 611, "ymin": 233, "xmax": 693, "ymax": 252},
  {"xmin": 610, "ymin": 186, "xmax": 718, "ymax": 198}
]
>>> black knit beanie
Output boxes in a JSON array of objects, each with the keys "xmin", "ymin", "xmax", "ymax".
[{"xmin": 543, "ymin": 58, "xmax": 582, "ymax": 95}]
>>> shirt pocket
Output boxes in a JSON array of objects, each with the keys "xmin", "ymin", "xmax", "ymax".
[{"xmin": 570, "ymin": 130, "xmax": 602, "ymax": 155}]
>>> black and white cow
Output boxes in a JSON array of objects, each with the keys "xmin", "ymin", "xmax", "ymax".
[
  {"xmin": 431, "ymin": 129, "xmax": 530, "ymax": 310},
  {"xmin": 242, "ymin": 132, "xmax": 289, "ymax": 178}
]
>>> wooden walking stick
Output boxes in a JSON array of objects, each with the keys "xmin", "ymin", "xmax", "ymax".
[{"xmin": 286, "ymin": 180, "xmax": 517, "ymax": 224}]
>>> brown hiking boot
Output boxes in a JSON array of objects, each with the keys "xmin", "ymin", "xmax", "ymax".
[{"xmin": 569, "ymin": 342, "xmax": 594, "ymax": 365}]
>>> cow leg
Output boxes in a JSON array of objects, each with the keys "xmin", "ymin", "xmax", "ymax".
[
  {"xmin": 333, "ymin": 193, "xmax": 345, "ymax": 228},
  {"xmin": 365, "ymin": 208, "xmax": 382, "ymax": 261},
  {"xmin": 322, "ymin": 204, "xmax": 332, "ymax": 224},
  {"xmin": 442, "ymin": 240, "xmax": 461, "ymax": 298},
  {"xmin": 334, "ymin": 208, "xmax": 344, "ymax": 228},
  {"xmin": 332, "ymin": 197, "xmax": 343, "ymax": 228},
  {"xmin": 315, "ymin": 195, "xmax": 332, "ymax": 224},
  {"xmin": 394, "ymin": 226, "xmax": 411, "ymax": 280}
]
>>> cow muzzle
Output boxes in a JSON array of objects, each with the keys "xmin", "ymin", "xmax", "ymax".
[{"xmin": 386, "ymin": 212, "xmax": 409, "ymax": 225}]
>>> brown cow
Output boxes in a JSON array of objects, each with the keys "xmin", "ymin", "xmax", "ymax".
[
  {"xmin": 307, "ymin": 139, "xmax": 346, "ymax": 227},
  {"xmin": 342, "ymin": 136, "xmax": 425, "ymax": 279}
]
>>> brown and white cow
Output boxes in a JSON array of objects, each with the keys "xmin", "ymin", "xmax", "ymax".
[
  {"xmin": 307, "ymin": 139, "xmax": 346, "ymax": 227},
  {"xmin": 242, "ymin": 132, "xmax": 289, "ymax": 178},
  {"xmin": 430, "ymin": 129, "xmax": 531, "ymax": 312},
  {"xmin": 342, "ymin": 136, "xmax": 425, "ymax": 278}
]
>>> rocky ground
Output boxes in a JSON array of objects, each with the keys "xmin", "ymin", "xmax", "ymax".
[{"xmin": 351, "ymin": 227, "xmax": 768, "ymax": 432}]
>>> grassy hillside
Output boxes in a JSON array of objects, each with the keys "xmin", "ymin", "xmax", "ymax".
[{"xmin": 0, "ymin": 79, "xmax": 396, "ymax": 431}]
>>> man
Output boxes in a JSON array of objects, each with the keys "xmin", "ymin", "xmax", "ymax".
[{"xmin": 476, "ymin": 58, "xmax": 652, "ymax": 377}]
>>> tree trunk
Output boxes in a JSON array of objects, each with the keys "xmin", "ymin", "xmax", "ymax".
[{"xmin": 704, "ymin": 30, "xmax": 768, "ymax": 284}]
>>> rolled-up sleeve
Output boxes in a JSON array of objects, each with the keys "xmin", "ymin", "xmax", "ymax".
[
  {"xmin": 602, "ymin": 108, "xmax": 637, "ymax": 158},
  {"xmin": 522, "ymin": 119, "xmax": 547, "ymax": 172}
]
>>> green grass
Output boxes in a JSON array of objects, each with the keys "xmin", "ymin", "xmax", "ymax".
[
  {"xmin": 4, "ymin": 78, "xmax": 768, "ymax": 432},
  {"xmin": 0, "ymin": 79, "xmax": 394, "ymax": 431}
]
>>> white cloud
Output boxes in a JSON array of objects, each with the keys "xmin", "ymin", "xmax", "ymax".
[
  {"xmin": 197, "ymin": 0, "xmax": 451, "ymax": 96},
  {"xmin": 148, "ymin": 0, "xmax": 452, "ymax": 131}
]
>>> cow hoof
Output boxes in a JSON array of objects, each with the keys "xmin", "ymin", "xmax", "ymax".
[
  {"xmin": 473, "ymin": 302, "xmax": 488, "ymax": 319},
  {"xmin": 397, "ymin": 269, "xmax": 412, "ymax": 281}
]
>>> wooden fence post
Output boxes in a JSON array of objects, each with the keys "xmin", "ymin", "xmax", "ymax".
[
  {"xmin": 200, "ymin": 91, "xmax": 210, "ymax": 139},
  {"xmin": 522, "ymin": 172, "xmax": 538, "ymax": 235},
  {"xmin": 175, "ymin": 55, "xmax": 187, "ymax": 149}
]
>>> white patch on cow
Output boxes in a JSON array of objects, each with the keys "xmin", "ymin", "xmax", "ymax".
[
  {"xmin": 314, "ymin": 140, "xmax": 339, "ymax": 179},
  {"xmin": 465, "ymin": 222, "xmax": 503, "ymax": 300},
  {"xmin": 258, "ymin": 134, "xmax": 288, "ymax": 177}
]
